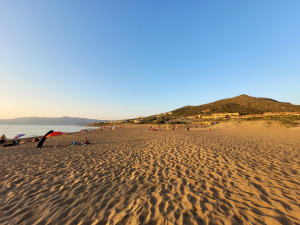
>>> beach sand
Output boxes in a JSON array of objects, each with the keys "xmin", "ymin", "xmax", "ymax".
[{"xmin": 0, "ymin": 125, "xmax": 299, "ymax": 224}]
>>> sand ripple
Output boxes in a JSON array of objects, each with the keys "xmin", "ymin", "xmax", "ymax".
[{"xmin": 0, "ymin": 127, "xmax": 299, "ymax": 224}]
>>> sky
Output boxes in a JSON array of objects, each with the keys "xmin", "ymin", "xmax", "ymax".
[{"xmin": 1, "ymin": 1, "xmax": 300, "ymax": 120}]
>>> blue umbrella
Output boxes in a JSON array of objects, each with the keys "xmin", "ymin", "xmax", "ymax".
[{"xmin": 14, "ymin": 134, "xmax": 25, "ymax": 139}]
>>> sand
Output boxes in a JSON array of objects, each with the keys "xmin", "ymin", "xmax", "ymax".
[{"xmin": 0, "ymin": 125, "xmax": 299, "ymax": 225}]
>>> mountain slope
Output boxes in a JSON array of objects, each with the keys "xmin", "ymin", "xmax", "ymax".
[
  {"xmin": 0, "ymin": 116, "xmax": 105, "ymax": 125},
  {"xmin": 171, "ymin": 95, "xmax": 300, "ymax": 116}
]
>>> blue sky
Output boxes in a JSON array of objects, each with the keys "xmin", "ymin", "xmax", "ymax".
[{"xmin": 1, "ymin": 1, "xmax": 299, "ymax": 120}]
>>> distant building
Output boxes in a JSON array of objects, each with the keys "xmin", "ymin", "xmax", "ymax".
[
  {"xmin": 274, "ymin": 112, "xmax": 299, "ymax": 116},
  {"xmin": 201, "ymin": 115, "xmax": 213, "ymax": 119},
  {"xmin": 228, "ymin": 113, "xmax": 239, "ymax": 116},
  {"xmin": 210, "ymin": 113, "xmax": 240, "ymax": 119},
  {"xmin": 211, "ymin": 113, "xmax": 227, "ymax": 118},
  {"xmin": 263, "ymin": 112, "xmax": 276, "ymax": 116},
  {"xmin": 187, "ymin": 116, "xmax": 195, "ymax": 119},
  {"xmin": 134, "ymin": 119, "xmax": 141, "ymax": 123}
]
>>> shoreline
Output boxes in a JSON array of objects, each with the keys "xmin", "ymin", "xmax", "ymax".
[{"xmin": 0, "ymin": 124, "xmax": 100, "ymax": 140}]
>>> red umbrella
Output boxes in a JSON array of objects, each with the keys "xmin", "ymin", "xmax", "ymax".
[
  {"xmin": 45, "ymin": 131, "xmax": 64, "ymax": 147},
  {"xmin": 46, "ymin": 132, "xmax": 64, "ymax": 138}
]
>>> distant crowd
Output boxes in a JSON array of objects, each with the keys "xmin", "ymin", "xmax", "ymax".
[{"xmin": 1, "ymin": 134, "xmax": 41, "ymax": 147}]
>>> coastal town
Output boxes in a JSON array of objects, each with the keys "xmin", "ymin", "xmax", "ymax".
[{"xmin": 107, "ymin": 111, "xmax": 300, "ymax": 125}]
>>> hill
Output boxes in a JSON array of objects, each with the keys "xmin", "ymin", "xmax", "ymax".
[
  {"xmin": 171, "ymin": 94, "xmax": 300, "ymax": 117},
  {"xmin": 0, "ymin": 116, "xmax": 106, "ymax": 125}
]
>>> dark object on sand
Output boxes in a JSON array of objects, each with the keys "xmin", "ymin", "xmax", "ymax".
[
  {"xmin": 84, "ymin": 137, "xmax": 90, "ymax": 144},
  {"xmin": 4, "ymin": 140, "xmax": 17, "ymax": 147},
  {"xmin": 37, "ymin": 130, "xmax": 54, "ymax": 148},
  {"xmin": 0, "ymin": 134, "xmax": 7, "ymax": 144}
]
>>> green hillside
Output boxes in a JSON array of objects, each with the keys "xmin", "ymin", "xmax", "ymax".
[{"xmin": 171, "ymin": 95, "xmax": 300, "ymax": 117}]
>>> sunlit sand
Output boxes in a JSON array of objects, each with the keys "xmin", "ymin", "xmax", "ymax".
[{"xmin": 0, "ymin": 125, "xmax": 299, "ymax": 224}]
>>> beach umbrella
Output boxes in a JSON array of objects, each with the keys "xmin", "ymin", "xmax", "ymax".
[
  {"xmin": 37, "ymin": 130, "xmax": 54, "ymax": 148},
  {"xmin": 14, "ymin": 134, "xmax": 25, "ymax": 139},
  {"xmin": 46, "ymin": 132, "xmax": 64, "ymax": 138},
  {"xmin": 46, "ymin": 131, "xmax": 64, "ymax": 147}
]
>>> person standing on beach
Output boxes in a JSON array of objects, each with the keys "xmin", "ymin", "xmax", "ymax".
[
  {"xmin": 84, "ymin": 137, "xmax": 90, "ymax": 144},
  {"xmin": 0, "ymin": 134, "xmax": 7, "ymax": 145},
  {"xmin": 175, "ymin": 125, "xmax": 178, "ymax": 131},
  {"xmin": 187, "ymin": 125, "xmax": 190, "ymax": 132}
]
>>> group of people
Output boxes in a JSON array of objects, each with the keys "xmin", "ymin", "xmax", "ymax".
[
  {"xmin": 148, "ymin": 126, "xmax": 162, "ymax": 131},
  {"xmin": 167, "ymin": 125, "xmax": 190, "ymax": 131},
  {"xmin": 1, "ymin": 134, "xmax": 41, "ymax": 147},
  {"xmin": 3, "ymin": 140, "xmax": 20, "ymax": 147},
  {"xmin": 20, "ymin": 137, "xmax": 40, "ymax": 144},
  {"xmin": 1, "ymin": 134, "xmax": 20, "ymax": 147},
  {"xmin": 72, "ymin": 137, "xmax": 90, "ymax": 146},
  {"xmin": 1, "ymin": 133, "xmax": 92, "ymax": 148},
  {"xmin": 139, "ymin": 125, "xmax": 191, "ymax": 132}
]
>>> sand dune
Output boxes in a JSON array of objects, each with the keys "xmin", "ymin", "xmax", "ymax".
[{"xmin": 0, "ymin": 126, "xmax": 299, "ymax": 224}]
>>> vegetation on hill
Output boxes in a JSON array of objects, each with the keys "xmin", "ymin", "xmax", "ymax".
[
  {"xmin": 241, "ymin": 115, "xmax": 300, "ymax": 127},
  {"xmin": 86, "ymin": 95, "xmax": 300, "ymax": 126},
  {"xmin": 171, "ymin": 94, "xmax": 300, "ymax": 117}
]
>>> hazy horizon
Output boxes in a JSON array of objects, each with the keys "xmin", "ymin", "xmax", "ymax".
[
  {"xmin": 0, "ymin": 115, "xmax": 105, "ymax": 120},
  {"xmin": 1, "ymin": 1, "xmax": 300, "ymax": 120},
  {"xmin": 1, "ymin": 94, "xmax": 300, "ymax": 121}
]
